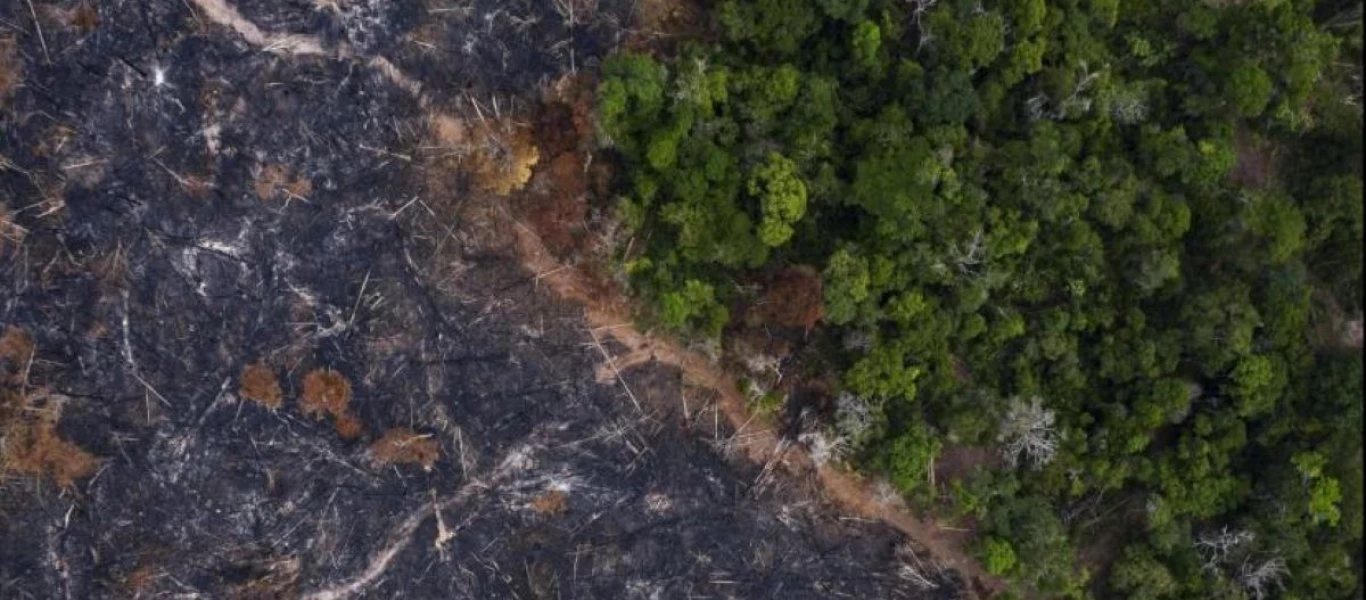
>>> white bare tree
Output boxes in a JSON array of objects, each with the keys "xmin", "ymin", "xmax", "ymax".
[
  {"xmin": 842, "ymin": 330, "xmax": 876, "ymax": 352},
  {"xmin": 1026, "ymin": 94, "xmax": 1049, "ymax": 122},
  {"xmin": 1193, "ymin": 526, "xmax": 1289, "ymax": 599},
  {"xmin": 949, "ymin": 228, "xmax": 986, "ymax": 275},
  {"xmin": 1195, "ymin": 526, "xmax": 1256, "ymax": 573},
  {"xmin": 798, "ymin": 429, "xmax": 848, "ymax": 466},
  {"xmin": 1237, "ymin": 555, "xmax": 1289, "ymax": 600},
  {"xmin": 834, "ymin": 392, "xmax": 876, "ymax": 448},
  {"xmin": 670, "ymin": 57, "xmax": 711, "ymax": 105},
  {"xmin": 1109, "ymin": 87, "xmax": 1149, "ymax": 125},
  {"xmin": 907, "ymin": 0, "xmax": 939, "ymax": 53},
  {"xmin": 998, "ymin": 396, "xmax": 1059, "ymax": 468},
  {"xmin": 872, "ymin": 478, "xmax": 901, "ymax": 507},
  {"xmin": 742, "ymin": 353, "xmax": 783, "ymax": 383},
  {"xmin": 1025, "ymin": 63, "xmax": 1107, "ymax": 122},
  {"xmin": 801, "ymin": 394, "xmax": 876, "ymax": 464},
  {"xmin": 1056, "ymin": 63, "xmax": 1104, "ymax": 118}
]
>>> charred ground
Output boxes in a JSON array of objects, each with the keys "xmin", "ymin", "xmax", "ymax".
[{"xmin": 0, "ymin": 1, "xmax": 961, "ymax": 598}]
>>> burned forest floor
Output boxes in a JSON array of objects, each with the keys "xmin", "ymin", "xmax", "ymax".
[{"xmin": 0, "ymin": 1, "xmax": 973, "ymax": 598}]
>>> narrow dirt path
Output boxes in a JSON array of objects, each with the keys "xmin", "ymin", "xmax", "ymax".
[{"xmin": 504, "ymin": 211, "xmax": 1006, "ymax": 598}]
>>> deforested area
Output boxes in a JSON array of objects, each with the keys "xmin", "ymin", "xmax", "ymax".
[
  {"xmin": 0, "ymin": 1, "xmax": 974, "ymax": 598},
  {"xmin": 2, "ymin": 0, "xmax": 1361, "ymax": 597}
]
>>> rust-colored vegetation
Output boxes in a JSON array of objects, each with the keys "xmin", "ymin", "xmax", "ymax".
[
  {"xmin": 122, "ymin": 559, "xmax": 159, "ymax": 595},
  {"xmin": 299, "ymin": 368, "xmax": 362, "ymax": 438},
  {"xmin": 530, "ymin": 490, "xmax": 569, "ymax": 515},
  {"xmin": 238, "ymin": 362, "xmax": 282, "ymax": 409},
  {"xmin": 0, "ymin": 37, "xmax": 21, "ymax": 108},
  {"xmin": 426, "ymin": 112, "xmax": 540, "ymax": 197},
  {"xmin": 535, "ymin": 76, "xmax": 596, "ymax": 157},
  {"xmin": 523, "ymin": 151, "xmax": 589, "ymax": 256},
  {"xmin": 1230, "ymin": 126, "xmax": 1280, "ymax": 190},
  {"xmin": 70, "ymin": 4, "xmax": 100, "ymax": 32},
  {"xmin": 468, "ymin": 119, "xmax": 541, "ymax": 196},
  {"xmin": 751, "ymin": 267, "xmax": 825, "ymax": 331},
  {"xmin": 625, "ymin": 0, "xmax": 708, "ymax": 49},
  {"xmin": 368, "ymin": 427, "xmax": 440, "ymax": 469},
  {"xmin": 253, "ymin": 163, "xmax": 313, "ymax": 202},
  {"xmin": 512, "ymin": 76, "xmax": 607, "ymax": 259},
  {"xmin": 1, "ymin": 328, "xmax": 97, "ymax": 488},
  {"xmin": 0, "ymin": 390, "xmax": 98, "ymax": 489},
  {"xmin": 333, "ymin": 414, "xmax": 363, "ymax": 441},
  {"xmin": 0, "ymin": 326, "xmax": 35, "ymax": 373},
  {"xmin": 300, "ymin": 368, "xmax": 350, "ymax": 417}
]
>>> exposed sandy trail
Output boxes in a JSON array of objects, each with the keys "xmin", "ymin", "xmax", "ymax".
[
  {"xmin": 185, "ymin": 0, "xmax": 1005, "ymax": 595},
  {"xmin": 506, "ymin": 211, "xmax": 1003, "ymax": 598}
]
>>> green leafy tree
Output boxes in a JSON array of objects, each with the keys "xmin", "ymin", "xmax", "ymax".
[
  {"xmin": 1243, "ymin": 191, "xmax": 1307, "ymax": 264},
  {"xmin": 985, "ymin": 496, "xmax": 1087, "ymax": 595},
  {"xmin": 823, "ymin": 248, "xmax": 871, "ymax": 325},
  {"xmin": 748, "ymin": 153, "xmax": 808, "ymax": 247},
  {"xmin": 851, "ymin": 20, "xmax": 882, "ymax": 72},
  {"xmin": 718, "ymin": 0, "xmax": 819, "ymax": 55},
  {"xmin": 1225, "ymin": 62, "xmax": 1274, "ymax": 118},
  {"xmin": 814, "ymin": 0, "xmax": 868, "ymax": 22},
  {"xmin": 981, "ymin": 537, "xmax": 1018, "ymax": 575},
  {"xmin": 1228, "ymin": 354, "xmax": 1280, "ymax": 418},
  {"xmin": 876, "ymin": 422, "xmax": 941, "ymax": 493},
  {"xmin": 658, "ymin": 279, "xmax": 730, "ymax": 338},
  {"xmin": 844, "ymin": 341, "xmax": 921, "ymax": 401},
  {"xmin": 1107, "ymin": 545, "xmax": 1178, "ymax": 600},
  {"xmin": 599, "ymin": 53, "xmax": 669, "ymax": 158}
]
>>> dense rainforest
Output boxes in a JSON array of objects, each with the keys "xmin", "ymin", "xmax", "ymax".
[{"xmin": 592, "ymin": 0, "xmax": 1363, "ymax": 596}]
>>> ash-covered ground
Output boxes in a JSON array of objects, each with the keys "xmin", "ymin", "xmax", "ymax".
[{"xmin": 0, "ymin": 1, "xmax": 963, "ymax": 598}]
